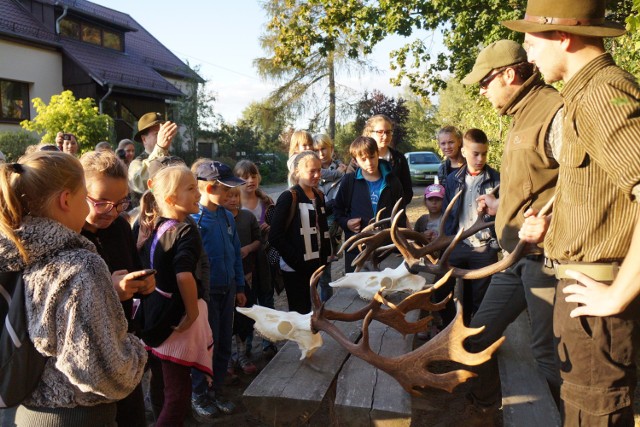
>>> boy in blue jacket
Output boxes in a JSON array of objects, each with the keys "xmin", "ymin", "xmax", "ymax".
[
  {"xmin": 190, "ymin": 159, "xmax": 247, "ymax": 418},
  {"xmin": 333, "ymin": 136, "xmax": 404, "ymax": 273},
  {"xmin": 438, "ymin": 128, "xmax": 500, "ymax": 327}
]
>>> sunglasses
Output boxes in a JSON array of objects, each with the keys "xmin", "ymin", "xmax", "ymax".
[{"xmin": 479, "ymin": 68, "xmax": 508, "ymax": 89}]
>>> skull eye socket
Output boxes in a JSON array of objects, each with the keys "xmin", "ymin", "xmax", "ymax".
[{"xmin": 277, "ymin": 321, "xmax": 294, "ymax": 335}]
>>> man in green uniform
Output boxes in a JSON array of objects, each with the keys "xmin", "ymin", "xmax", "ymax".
[{"xmin": 509, "ymin": 0, "xmax": 640, "ymax": 424}]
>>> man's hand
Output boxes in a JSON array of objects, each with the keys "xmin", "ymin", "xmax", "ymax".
[
  {"xmin": 477, "ymin": 193, "xmax": 499, "ymax": 216},
  {"xmin": 157, "ymin": 121, "xmax": 178, "ymax": 150},
  {"xmin": 563, "ymin": 270, "xmax": 626, "ymax": 317},
  {"xmin": 519, "ymin": 208, "xmax": 552, "ymax": 243}
]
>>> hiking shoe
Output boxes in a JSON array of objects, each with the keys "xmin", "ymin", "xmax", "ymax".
[{"xmin": 191, "ymin": 394, "xmax": 219, "ymax": 421}]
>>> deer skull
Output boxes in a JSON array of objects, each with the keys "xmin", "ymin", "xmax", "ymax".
[
  {"xmin": 330, "ymin": 263, "xmax": 426, "ymax": 300},
  {"xmin": 236, "ymin": 306, "xmax": 322, "ymax": 359}
]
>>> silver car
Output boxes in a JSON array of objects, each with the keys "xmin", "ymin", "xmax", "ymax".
[{"xmin": 405, "ymin": 151, "xmax": 441, "ymax": 185}]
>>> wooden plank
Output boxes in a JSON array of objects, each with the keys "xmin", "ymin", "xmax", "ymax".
[
  {"xmin": 243, "ymin": 288, "xmax": 367, "ymax": 426},
  {"xmin": 498, "ymin": 312, "xmax": 560, "ymax": 427},
  {"xmin": 334, "ymin": 308, "xmax": 418, "ymax": 427}
]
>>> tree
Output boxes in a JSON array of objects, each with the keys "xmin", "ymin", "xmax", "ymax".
[
  {"xmin": 256, "ymin": 0, "xmax": 372, "ymax": 138},
  {"xmin": 20, "ymin": 90, "xmax": 113, "ymax": 153},
  {"xmin": 264, "ymin": 0, "xmax": 635, "ymax": 97},
  {"xmin": 353, "ymin": 90, "xmax": 410, "ymax": 150},
  {"xmin": 402, "ymin": 88, "xmax": 439, "ymax": 153},
  {"xmin": 238, "ymin": 101, "xmax": 292, "ymax": 153}
]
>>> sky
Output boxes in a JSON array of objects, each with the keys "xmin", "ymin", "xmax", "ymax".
[{"xmin": 91, "ymin": 0, "xmax": 441, "ymax": 129}]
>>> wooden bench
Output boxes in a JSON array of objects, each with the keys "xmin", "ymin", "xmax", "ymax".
[
  {"xmin": 498, "ymin": 312, "xmax": 560, "ymax": 426},
  {"xmin": 243, "ymin": 287, "xmax": 417, "ymax": 426}
]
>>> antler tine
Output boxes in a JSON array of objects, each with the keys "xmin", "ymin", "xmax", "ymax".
[
  {"xmin": 310, "ymin": 265, "xmax": 326, "ymax": 311},
  {"xmin": 339, "ymin": 230, "xmax": 375, "ymax": 256},
  {"xmin": 390, "ymin": 197, "xmax": 404, "ymax": 220},
  {"xmin": 374, "ymin": 206, "xmax": 386, "ymax": 224},
  {"xmin": 390, "ymin": 208, "xmax": 423, "ymax": 272}
]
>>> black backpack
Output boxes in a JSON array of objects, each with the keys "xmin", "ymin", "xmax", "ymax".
[{"xmin": 0, "ymin": 271, "xmax": 47, "ymax": 408}]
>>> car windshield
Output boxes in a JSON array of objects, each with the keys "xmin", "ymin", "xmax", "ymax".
[{"xmin": 409, "ymin": 153, "xmax": 439, "ymax": 165}]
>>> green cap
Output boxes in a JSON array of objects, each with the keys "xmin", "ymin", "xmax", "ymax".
[{"xmin": 461, "ymin": 40, "xmax": 528, "ymax": 85}]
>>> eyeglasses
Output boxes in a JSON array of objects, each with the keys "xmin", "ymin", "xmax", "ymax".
[
  {"xmin": 373, "ymin": 129, "xmax": 393, "ymax": 136},
  {"xmin": 479, "ymin": 68, "xmax": 507, "ymax": 90},
  {"xmin": 86, "ymin": 195, "xmax": 130, "ymax": 214}
]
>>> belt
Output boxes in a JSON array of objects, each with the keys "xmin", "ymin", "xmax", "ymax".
[{"xmin": 546, "ymin": 259, "xmax": 620, "ymax": 282}]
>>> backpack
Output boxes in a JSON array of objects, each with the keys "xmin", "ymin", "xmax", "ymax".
[
  {"xmin": 0, "ymin": 271, "xmax": 47, "ymax": 408},
  {"xmin": 265, "ymin": 189, "xmax": 299, "ymax": 267}
]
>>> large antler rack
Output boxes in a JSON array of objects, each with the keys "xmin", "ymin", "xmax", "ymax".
[
  {"xmin": 310, "ymin": 267, "xmax": 453, "ymax": 335},
  {"xmin": 392, "ymin": 192, "xmax": 556, "ymax": 279},
  {"xmin": 310, "ymin": 267, "xmax": 505, "ymax": 394}
]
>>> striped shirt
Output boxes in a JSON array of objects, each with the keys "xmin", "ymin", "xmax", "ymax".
[{"xmin": 546, "ymin": 54, "xmax": 640, "ymax": 262}]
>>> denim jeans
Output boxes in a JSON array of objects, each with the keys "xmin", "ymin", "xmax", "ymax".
[
  {"xmin": 192, "ymin": 283, "xmax": 236, "ymax": 394},
  {"xmin": 434, "ymin": 243, "xmax": 498, "ymax": 325},
  {"xmin": 555, "ymin": 277, "xmax": 640, "ymax": 422},
  {"xmin": 465, "ymin": 256, "xmax": 559, "ymax": 407}
]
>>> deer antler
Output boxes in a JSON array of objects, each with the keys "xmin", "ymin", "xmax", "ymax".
[
  {"xmin": 310, "ymin": 267, "xmax": 451, "ymax": 335},
  {"xmin": 310, "ymin": 273, "xmax": 505, "ymax": 394},
  {"xmin": 393, "ymin": 193, "xmax": 556, "ymax": 279}
]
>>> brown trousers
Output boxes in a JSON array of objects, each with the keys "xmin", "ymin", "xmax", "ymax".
[{"xmin": 555, "ymin": 278, "xmax": 640, "ymax": 426}]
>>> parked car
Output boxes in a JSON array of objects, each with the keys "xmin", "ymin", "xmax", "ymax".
[{"xmin": 404, "ymin": 151, "xmax": 441, "ymax": 185}]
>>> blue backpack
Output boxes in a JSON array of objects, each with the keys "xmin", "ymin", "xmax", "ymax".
[{"xmin": 0, "ymin": 271, "xmax": 47, "ymax": 408}]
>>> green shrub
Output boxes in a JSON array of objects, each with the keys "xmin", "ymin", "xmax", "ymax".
[{"xmin": 0, "ymin": 131, "xmax": 40, "ymax": 161}]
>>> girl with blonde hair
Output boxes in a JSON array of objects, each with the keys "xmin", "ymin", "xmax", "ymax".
[
  {"xmin": 0, "ymin": 151, "xmax": 146, "ymax": 426},
  {"xmin": 137, "ymin": 165, "xmax": 213, "ymax": 426}
]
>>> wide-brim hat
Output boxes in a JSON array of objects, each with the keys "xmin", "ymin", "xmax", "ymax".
[
  {"xmin": 502, "ymin": 0, "xmax": 625, "ymax": 37},
  {"xmin": 196, "ymin": 161, "xmax": 246, "ymax": 187},
  {"xmin": 134, "ymin": 112, "xmax": 165, "ymax": 142},
  {"xmin": 461, "ymin": 40, "xmax": 528, "ymax": 85}
]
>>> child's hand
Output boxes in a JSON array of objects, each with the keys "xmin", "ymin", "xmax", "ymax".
[
  {"xmin": 236, "ymin": 292, "xmax": 247, "ymax": 307},
  {"xmin": 240, "ymin": 246, "xmax": 251, "ymax": 259},
  {"xmin": 347, "ymin": 218, "xmax": 361, "ymax": 233},
  {"xmin": 260, "ymin": 223, "xmax": 270, "ymax": 233},
  {"xmin": 112, "ymin": 270, "xmax": 156, "ymax": 301},
  {"xmin": 423, "ymin": 229, "xmax": 438, "ymax": 242},
  {"xmin": 173, "ymin": 311, "xmax": 198, "ymax": 333}
]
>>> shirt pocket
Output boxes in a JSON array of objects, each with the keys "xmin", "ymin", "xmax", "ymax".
[{"xmin": 558, "ymin": 124, "xmax": 589, "ymax": 206}]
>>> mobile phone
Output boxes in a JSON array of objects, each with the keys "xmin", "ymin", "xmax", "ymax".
[{"xmin": 134, "ymin": 269, "xmax": 157, "ymax": 280}]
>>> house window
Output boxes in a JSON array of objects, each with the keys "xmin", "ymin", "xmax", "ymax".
[
  {"xmin": 103, "ymin": 30, "xmax": 122, "ymax": 51},
  {"xmin": 59, "ymin": 18, "xmax": 124, "ymax": 52},
  {"xmin": 0, "ymin": 79, "xmax": 30, "ymax": 122},
  {"xmin": 81, "ymin": 25, "xmax": 101, "ymax": 46}
]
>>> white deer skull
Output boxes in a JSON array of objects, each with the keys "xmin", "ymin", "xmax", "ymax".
[
  {"xmin": 236, "ymin": 306, "xmax": 323, "ymax": 359},
  {"xmin": 330, "ymin": 263, "xmax": 426, "ymax": 300}
]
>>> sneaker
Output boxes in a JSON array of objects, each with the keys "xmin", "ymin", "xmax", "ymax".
[
  {"xmin": 191, "ymin": 394, "xmax": 219, "ymax": 421},
  {"xmin": 238, "ymin": 355, "xmax": 258, "ymax": 375},
  {"xmin": 207, "ymin": 391, "xmax": 235, "ymax": 415},
  {"xmin": 262, "ymin": 344, "xmax": 278, "ymax": 360}
]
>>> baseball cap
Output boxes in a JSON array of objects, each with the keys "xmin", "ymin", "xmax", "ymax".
[
  {"xmin": 196, "ymin": 161, "xmax": 246, "ymax": 187},
  {"xmin": 461, "ymin": 40, "xmax": 528, "ymax": 85},
  {"xmin": 424, "ymin": 184, "xmax": 445, "ymax": 199}
]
